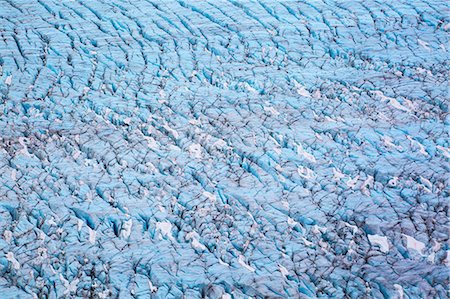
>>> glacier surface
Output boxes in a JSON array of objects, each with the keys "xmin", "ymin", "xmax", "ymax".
[{"xmin": 0, "ymin": 0, "xmax": 449, "ymax": 298}]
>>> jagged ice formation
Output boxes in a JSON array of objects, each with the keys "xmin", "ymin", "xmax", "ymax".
[{"xmin": 0, "ymin": 0, "xmax": 449, "ymax": 298}]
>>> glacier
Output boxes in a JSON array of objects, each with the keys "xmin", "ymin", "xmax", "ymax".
[{"xmin": 0, "ymin": 0, "xmax": 449, "ymax": 298}]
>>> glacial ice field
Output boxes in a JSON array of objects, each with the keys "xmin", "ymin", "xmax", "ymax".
[{"xmin": 0, "ymin": 0, "xmax": 449, "ymax": 298}]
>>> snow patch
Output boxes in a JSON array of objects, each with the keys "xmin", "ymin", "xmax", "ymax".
[
  {"xmin": 203, "ymin": 191, "xmax": 216, "ymax": 201},
  {"xmin": 238, "ymin": 255, "xmax": 255, "ymax": 272},
  {"xmin": 3, "ymin": 230, "xmax": 12, "ymax": 243},
  {"xmin": 403, "ymin": 234, "xmax": 425, "ymax": 254},
  {"xmin": 186, "ymin": 231, "xmax": 207, "ymax": 250},
  {"xmin": 6, "ymin": 252, "xmax": 20, "ymax": 270},
  {"xmin": 148, "ymin": 279, "xmax": 158, "ymax": 293},
  {"xmin": 89, "ymin": 228, "xmax": 96, "ymax": 244},
  {"xmin": 297, "ymin": 166, "xmax": 316, "ymax": 180},
  {"xmin": 393, "ymin": 284, "xmax": 404, "ymax": 299},
  {"xmin": 5, "ymin": 75, "xmax": 12, "ymax": 86},
  {"xmin": 279, "ymin": 264, "xmax": 289, "ymax": 277},
  {"xmin": 296, "ymin": 143, "xmax": 316, "ymax": 163},
  {"xmin": 156, "ymin": 221, "xmax": 174, "ymax": 241},
  {"xmin": 187, "ymin": 143, "xmax": 203, "ymax": 159},
  {"xmin": 121, "ymin": 219, "xmax": 133, "ymax": 239},
  {"xmin": 368, "ymin": 234, "xmax": 389, "ymax": 253},
  {"xmin": 264, "ymin": 106, "xmax": 280, "ymax": 116}
]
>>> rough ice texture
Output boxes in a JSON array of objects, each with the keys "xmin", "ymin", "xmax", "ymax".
[{"xmin": 0, "ymin": 0, "xmax": 449, "ymax": 298}]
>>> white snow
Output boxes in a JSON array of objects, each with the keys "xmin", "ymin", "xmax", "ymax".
[
  {"xmin": 89, "ymin": 227, "xmax": 96, "ymax": 244},
  {"xmin": 297, "ymin": 166, "xmax": 316, "ymax": 180},
  {"xmin": 388, "ymin": 177, "xmax": 399, "ymax": 187},
  {"xmin": 333, "ymin": 168, "xmax": 345, "ymax": 181},
  {"xmin": 278, "ymin": 264, "xmax": 289, "ymax": 277},
  {"xmin": 302, "ymin": 237, "xmax": 314, "ymax": 247},
  {"xmin": 6, "ymin": 252, "xmax": 20, "ymax": 270},
  {"xmin": 344, "ymin": 222, "xmax": 359, "ymax": 234},
  {"xmin": 60, "ymin": 274, "xmax": 79, "ymax": 295},
  {"xmin": 312, "ymin": 225, "xmax": 327, "ymax": 234},
  {"xmin": 406, "ymin": 136, "xmax": 428, "ymax": 156},
  {"xmin": 319, "ymin": 239, "xmax": 329, "ymax": 250},
  {"xmin": 212, "ymin": 139, "xmax": 227, "ymax": 149},
  {"xmin": 444, "ymin": 250, "xmax": 450, "ymax": 267},
  {"xmin": 163, "ymin": 124, "xmax": 179, "ymax": 139},
  {"xmin": 121, "ymin": 219, "xmax": 133, "ymax": 239},
  {"xmin": 346, "ymin": 175, "xmax": 360, "ymax": 189},
  {"xmin": 264, "ymin": 106, "xmax": 280, "ymax": 116},
  {"xmin": 241, "ymin": 82, "xmax": 257, "ymax": 93},
  {"xmin": 148, "ymin": 279, "xmax": 158, "ymax": 293},
  {"xmin": 72, "ymin": 150, "xmax": 81, "ymax": 159},
  {"xmin": 372, "ymin": 91, "xmax": 410, "ymax": 112},
  {"xmin": 82, "ymin": 86, "xmax": 90, "ymax": 96},
  {"xmin": 312, "ymin": 89, "xmax": 321, "ymax": 98},
  {"xmin": 296, "ymin": 143, "xmax": 316, "ymax": 163},
  {"xmin": 293, "ymin": 80, "xmax": 311, "ymax": 97},
  {"xmin": 403, "ymin": 234, "xmax": 425, "ymax": 254},
  {"xmin": 436, "ymin": 146, "xmax": 450, "ymax": 158},
  {"xmin": 37, "ymin": 247, "xmax": 48, "ymax": 259},
  {"xmin": 368, "ymin": 234, "xmax": 389, "ymax": 253},
  {"xmin": 39, "ymin": 231, "xmax": 46, "ymax": 241},
  {"xmin": 393, "ymin": 284, "xmax": 404, "ymax": 299},
  {"xmin": 77, "ymin": 219, "xmax": 83, "ymax": 231},
  {"xmin": 218, "ymin": 258, "xmax": 229, "ymax": 266},
  {"xmin": 187, "ymin": 143, "xmax": 203, "ymax": 159},
  {"xmin": 18, "ymin": 137, "xmax": 32, "ymax": 157},
  {"xmin": 186, "ymin": 231, "xmax": 207, "ymax": 250},
  {"xmin": 146, "ymin": 161, "xmax": 157, "ymax": 173},
  {"xmin": 47, "ymin": 218, "xmax": 57, "ymax": 226},
  {"xmin": 11, "ymin": 169, "xmax": 16, "ymax": 181},
  {"xmin": 5, "ymin": 75, "xmax": 12, "ymax": 86},
  {"xmin": 156, "ymin": 221, "xmax": 174, "ymax": 241},
  {"xmin": 417, "ymin": 39, "xmax": 430, "ymax": 50},
  {"xmin": 97, "ymin": 290, "xmax": 110, "ymax": 299},
  {"xmin": 287, "ymin": 217, "xmax": 298, "ymax": 227},
  {"xmin": 189, "ymin": 119, "xmax": 201, "ymax": 125},
  {"xmin": 361, "ymin": 175, "xmax": 374, "ymax": 196},
  {"xmin": 203, "ymin": 191, "xmax": 216, "ymax": 201},
  {"xmin": 238, "ymin": 255, "xmax": 255, "ymax": 272},
  {"xmin": 191, "ymin": 238, "xmax": 207, "ymax": 250},
  {"xmin": 3, "ymin": 230, "xmax": 12, "ymax": 243},
  {"xmin": 388, "ymin": 98, "xmax": 411, "ymax": 112},
  {"xmin": 419, "ymin": 176, "xmax": 433, "ymax": 191},
  {"xmin": 145, "ymin": 136, "xmax": 158, "ymax": 150}
]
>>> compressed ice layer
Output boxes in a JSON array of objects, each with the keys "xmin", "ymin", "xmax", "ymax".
[{"xmin": 0, "ymin": 0, "xmax": 449, "ymax": 298}]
